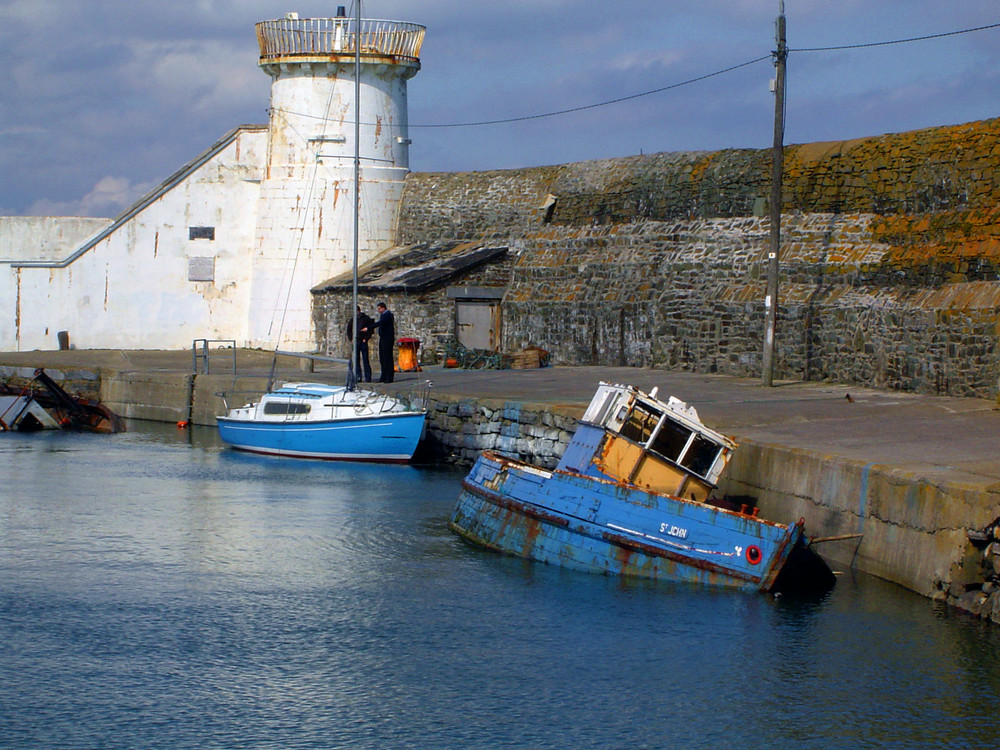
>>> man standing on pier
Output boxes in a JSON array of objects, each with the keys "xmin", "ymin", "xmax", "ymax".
[
  {"xmin": 372, "ymin": 302, "xmax": 396, "ymax": 383},
  {"xmin": 346, "ymin": 305, "xmax": 374, "ymax": 382}
]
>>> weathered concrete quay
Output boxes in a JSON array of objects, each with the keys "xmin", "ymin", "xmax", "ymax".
[{"xmin": 3, "ymin": 348, "xmax": 1000, "ymax": 622}]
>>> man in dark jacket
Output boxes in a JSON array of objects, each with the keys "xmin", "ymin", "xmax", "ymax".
[
  {"xmin": 372, "ymin": 302, "xmax": 395, "ymax": 383},
  {"xmin": 346, "ymin": 305, "xmax": 375, "ymax": 382}
]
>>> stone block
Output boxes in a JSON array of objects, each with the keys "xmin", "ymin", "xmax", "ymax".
[{"xmin": 955, "ymin": 589, "xmax": 989, "ymax": 618}]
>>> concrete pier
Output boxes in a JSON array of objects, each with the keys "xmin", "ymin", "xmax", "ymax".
[{"xmin": 3, "ymin": 348, "xmax": 999, "ymax": 620}]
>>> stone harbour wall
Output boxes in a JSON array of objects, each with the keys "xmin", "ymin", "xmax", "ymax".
[
  {"xmin": 397, "ymin": 118, "xmax": 1000, "ymax": 399},
  {"xmin": 719, "ymin": 441, "xmax": 1000, "ymax": 603},
  {"xmin": 499, "ymin": 215, "xmax": 1000, "ymax": 397},
  {"xmin": 421, "ymin": 396, "xmax": 577, "ymax": 469},
  {"xmin": 401, "ymin": 119, "xmax": 1000, "ymax": 235},
  {"xmin": 948, "ymin": 521, "xmax": 1000, "ymax": 625}
]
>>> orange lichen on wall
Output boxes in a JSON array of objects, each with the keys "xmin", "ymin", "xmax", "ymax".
[
  {"xmin": 781, "ymin": 118, "xmax": 1000, "ymax": 215},
  {"xmin": 871, "ymin": 209, "xmax": 1000, "ymax": 266},
  {"xmin": 689, "ymin": 152, "xmax": 719, "ymax": 181}
]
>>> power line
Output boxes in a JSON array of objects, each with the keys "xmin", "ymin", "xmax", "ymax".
[
  {"xmin": 410, "ymin": 55, "xmax": 772, "ymax": 129},
  {"xmin": 409, "ymin": 20, "xmax": 1000, "ymax": 129},
  {"xmin": 271, "ymin": 54, "xmax": 771, "ymax": 129},
  {"xmin": 791, "ymin": 20, "xmax": 1000, "ymax": 52}
]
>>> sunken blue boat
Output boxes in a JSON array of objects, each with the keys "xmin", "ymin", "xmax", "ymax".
[{"xmin": 449, "ymin": 382, "xmax": 834, "ymax": 594}]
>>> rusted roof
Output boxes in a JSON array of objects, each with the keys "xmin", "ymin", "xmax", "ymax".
[{"xmin": 313, "ymin": 240, "xmax": 508, "ymax": 293}]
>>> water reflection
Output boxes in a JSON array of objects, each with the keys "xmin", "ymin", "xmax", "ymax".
[{"xmin": 2, "ymin": 424, "xmax": 1000, "ymax": 749}]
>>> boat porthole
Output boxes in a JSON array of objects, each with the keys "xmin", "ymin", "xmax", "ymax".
[{"xmin": 746, "ymin": 545, "xmax": 762, "ymax": 565}]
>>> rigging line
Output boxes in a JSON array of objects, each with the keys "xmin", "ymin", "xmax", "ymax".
[
  {"xmin": 266, "ymin": 109, "xmax": 310, "ymax": 341},
  {"xmin": 791, "ymin": 20, "xmax": 1000, "ymax": 52},
  {"xmin": 269, "ymin": 168, "xmax": 318, "ymax": 343},
  {"xmin": 268, "ymin": 54, "xmax": 772, "ymax": 130}
]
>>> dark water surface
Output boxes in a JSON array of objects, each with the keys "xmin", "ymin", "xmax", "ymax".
[{"xmin": 2, "ymin": 423, "xmax": 1000, "ymax": 749}]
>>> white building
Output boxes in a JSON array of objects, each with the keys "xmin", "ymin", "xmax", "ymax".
[{"xmin": 0, "ymin": 12, "xmax": 424, "ymax": 353}]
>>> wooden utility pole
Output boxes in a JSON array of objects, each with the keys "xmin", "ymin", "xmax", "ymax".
[{"xmin": 762, "ymin": 3, "xmax": 786, "ymax": 386}]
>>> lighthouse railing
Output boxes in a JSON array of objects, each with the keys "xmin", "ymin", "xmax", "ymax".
[{"xmin": 256, "ymin": 18, "xmax": 425, "ymax": 62}]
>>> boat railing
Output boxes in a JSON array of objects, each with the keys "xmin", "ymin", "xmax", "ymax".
[
  {"xmin": 389, "ymin": 379, "xmax": 433, "ymax": 413},
  {"xmin": 350, "ymin": 389, "xmax": 396, "ymax": 414},
  {"xmin": 217, "ymin": 390, "xmax": 262, "ymax": 412},
  {"xmin": 344, "ymin": 379, "xmax": 432, "ymax": 414},
  {"xmin": 411, "ymin": 378, "xmax": 433, "ymax": 412}
]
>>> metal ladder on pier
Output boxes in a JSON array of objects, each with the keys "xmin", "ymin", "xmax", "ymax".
[{"xmin": 192, "ymin": 339, "xmax": 237, "ymax": 375}]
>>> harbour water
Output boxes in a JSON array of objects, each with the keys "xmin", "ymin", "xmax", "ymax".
[{"xmin": 2, "ymin": 422, "xmax": 1000, "ymax": 749}]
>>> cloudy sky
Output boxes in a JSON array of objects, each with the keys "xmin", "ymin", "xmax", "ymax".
[{"xmin": 1, "ymin": 1, "xmax": 998, "ymax": 217}]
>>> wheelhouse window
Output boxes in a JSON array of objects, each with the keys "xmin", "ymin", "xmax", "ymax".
[
  {"xmin": 263, "ymin": 401, "xmax": 310, "ymax": 415},
  {"xmin": 620, "ymin": 403, "xmax": 660, "ymax": 444},
  {"xmin": 622, "ymin": 400, "xmax": 725, "ymax": 481},
  {"xmin": 648, "ymin": 419, "xmax": 692, "ymax": 464},
  {"xmin": 679, "ymin": 433, "xmax": 722, "ymax": 478}
]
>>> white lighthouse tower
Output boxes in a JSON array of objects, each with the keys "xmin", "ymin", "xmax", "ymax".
[{"xmin": 248, "ymin": 9, "xmax": 425, "ymax": 350}]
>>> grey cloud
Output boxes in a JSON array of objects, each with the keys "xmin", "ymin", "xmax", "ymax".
[{"xmin": 2, "ymin": 0, "xmax": 999, "ymax": 216}]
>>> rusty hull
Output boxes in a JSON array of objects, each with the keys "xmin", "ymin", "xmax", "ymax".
[{"xmin": 450, "ymin": 451, "xmax": 830, "ymax": 594}]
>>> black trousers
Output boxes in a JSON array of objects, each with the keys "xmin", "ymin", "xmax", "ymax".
[
  {"xmin": 355, "ymin": 341, "xmax": 372, "ymax": 382},
  {"xmin": 378, "ymin": 339, "xmax": 394, "ymax": 382}
]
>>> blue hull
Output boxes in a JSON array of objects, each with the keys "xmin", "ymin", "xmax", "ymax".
[
  {"xmin": 450, "ymin": 451, "xmax": 816, "ymax": 593},
  {"xmin": 216, "ymin": 412, "xmax": 426, "ymax": 462}
]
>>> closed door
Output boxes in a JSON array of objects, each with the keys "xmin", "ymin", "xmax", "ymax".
[{"xmin": 456, "ymin": 301, "xmax": 500, "ymax": 350}]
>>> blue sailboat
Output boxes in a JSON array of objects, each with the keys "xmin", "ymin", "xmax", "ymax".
[
  {"xmin": 216, "ymin": 382, "xmax": 426, "ymax": 462},
  {"xmin": 450, "ymin": 382, "xmax": 834, "ymax": 593}
]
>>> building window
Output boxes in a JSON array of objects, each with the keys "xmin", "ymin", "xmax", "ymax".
[
  {"xmin": 188, "ymin": 257, "xmax": 215, "ymax": 282},
  {"xmin": 189, "ymin": 226, "xmax": 215, "ymax": 240}
]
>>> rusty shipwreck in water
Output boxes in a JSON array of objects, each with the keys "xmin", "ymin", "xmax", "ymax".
[
  {"xmin": 0, "ymin": 368, "xmax": 124, "ymax": 433},
  {"xmin": 449, "ymin": 382, "xmax": 834, "ymax": 594}
]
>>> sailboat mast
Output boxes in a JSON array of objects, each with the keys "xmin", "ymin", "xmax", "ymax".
[{"xmin": 350, "ymin": 1, "xmax": 362, "ymax": 387}]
